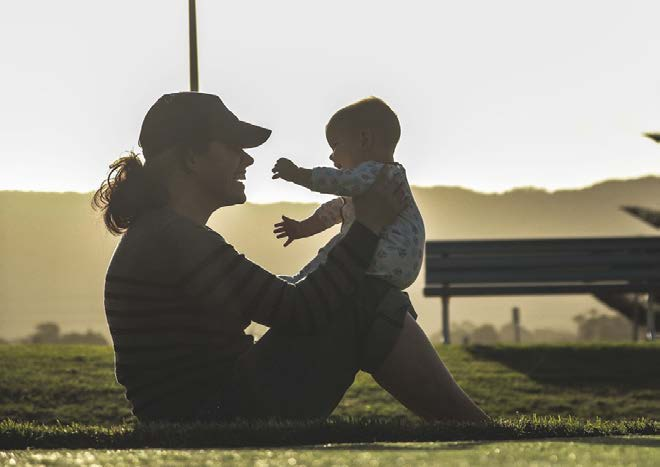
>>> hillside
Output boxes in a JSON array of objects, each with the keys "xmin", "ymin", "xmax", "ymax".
[{"xmin": 1, "ymin": 176, "xmax": 659, "ymax": 340}]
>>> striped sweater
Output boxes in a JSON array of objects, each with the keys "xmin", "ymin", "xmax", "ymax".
[{"xmin": 104, "ymin": 206, "xmax": 379, "ymax": 420}]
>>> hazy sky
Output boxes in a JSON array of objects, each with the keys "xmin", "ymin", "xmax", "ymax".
[{"xmin": 2, "ymin": 0, "xmax": 660, "ymax": 202}]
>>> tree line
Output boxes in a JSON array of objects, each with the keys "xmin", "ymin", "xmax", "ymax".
[
  {"xmin": 0, "ymin": 310, "xmax": 638, "ymax": 346},
  {"xmin": 429, "ymin": 309, "xmax": 635, "ymax": 345}
]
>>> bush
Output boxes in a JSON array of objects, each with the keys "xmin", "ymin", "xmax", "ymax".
[{"xmin": 18, "ymin": 322, "xmax": 108, "ymax": 345}]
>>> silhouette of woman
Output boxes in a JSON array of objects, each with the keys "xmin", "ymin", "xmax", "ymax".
[{"xmin": 93, "ymin": 91, "xmax": 488, "ymax": 423}]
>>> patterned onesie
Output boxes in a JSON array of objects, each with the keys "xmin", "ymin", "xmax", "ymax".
[{"xmin": 282, "ymin": 161, "xmax": 425, "ymax": 290}]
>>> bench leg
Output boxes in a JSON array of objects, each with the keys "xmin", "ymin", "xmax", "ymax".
[
  {"xmin": 512, "ymin": 307, "xmax": 521, "ymax": 343},
  {"xmin": 442, "ymin": 296, "xmax": 450, "ymax": 345},
  {"xmin": 648, "ymin": 293, "xmax": 657, "ymax": 342},
  {"xmin": 633, "ymin": 301, "xmax": 639, "ymax": 342}
]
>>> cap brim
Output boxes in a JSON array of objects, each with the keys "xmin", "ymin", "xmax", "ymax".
[{"xmin": 232, "ymin": 121, "xmax": 272, "ymax": 149}]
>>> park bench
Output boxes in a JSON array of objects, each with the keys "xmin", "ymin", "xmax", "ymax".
[{"xmin": 423, "ymin": 236, "xmax": 660, "ymax": 344}]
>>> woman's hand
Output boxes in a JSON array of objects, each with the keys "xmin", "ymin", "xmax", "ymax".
[{"xmin": 353, "ymin": 166, "xmax": 410, "ymax": 235}]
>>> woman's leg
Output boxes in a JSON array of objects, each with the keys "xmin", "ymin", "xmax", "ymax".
[
  {"xmin": 216, "ymin": 305, "xmax": 363, "ymax": 420},
  {"xmin": 212, "ymin": 277, "xmax": 487, "ymax": 423},
  {"xmin": 214, "ymin": 277, "xmax": 405, "ymax": 420},
  {"xmin": 372, "ymin": 312, "xmax": 489, "ymax": 423}
]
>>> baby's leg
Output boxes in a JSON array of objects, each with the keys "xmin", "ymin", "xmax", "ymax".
[
  {"xmin": 278, "ymin": 267, "xmax": 311, "ymax": 284},
  {"xmin": 278, "ymin": 251, "xmax": 328, "ymax": 284},
  {"xmin": 277, "ymin": 274, "xmax": 300, "ymax": 284}
]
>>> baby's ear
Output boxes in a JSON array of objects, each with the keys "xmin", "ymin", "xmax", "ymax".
[{"xmin": 360, "ymin": 128, "xmax": 375, "ymax": 150}]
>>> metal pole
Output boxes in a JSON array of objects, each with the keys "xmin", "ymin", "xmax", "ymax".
[
  {"xmin": 643, "ymin": 132, "xmax": 660, "ymax": 143},
  {"xmin": 512, "ymin": 307, "xmax": 521, "ymax": 343},
  {"xmin": 189, "ymin": 0, "xmax": 199, "ymax": 92}
]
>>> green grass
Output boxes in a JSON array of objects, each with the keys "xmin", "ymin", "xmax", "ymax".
[
  {"xmin": 3, "ymin": 437, "xmax": 660, "ymax": 467},
  {"xmin": 1, "ymin": 343, "xmax": 659, "ymax": 425},
  {"xmin": 1, "ymin": 343, "xmax": 658, "ymax": 450},
  {"xmin": 1, "ymin": 417, "xmax": 658, "ymax": 449}
]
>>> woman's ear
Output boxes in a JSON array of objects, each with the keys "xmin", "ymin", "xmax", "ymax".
[{"xmin": 181, "ymin": 149, "xmax": 198, "ymax": 174}]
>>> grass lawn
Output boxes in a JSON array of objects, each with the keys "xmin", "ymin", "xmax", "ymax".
[
  {"xmin": 1, "ymin": 417, "xmax": 658, "ymax": 449},
  {"xmin": 1, "ymin": 343, "xmax": 658, "ymax": 425},
  {"xmin": 1, "ymin": 343, "xmax": 658, "ymax": 452},
  {"xmin": 2, "ymin": 436, "xmax": 659, "ymax": 466}
]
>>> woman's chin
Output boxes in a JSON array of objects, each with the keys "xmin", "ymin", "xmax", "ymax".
[
  {"xmin": 219, "ymin": 196, "xmax": 246, "ymax": 208},
  {"xmin": 230, "ymin": 186, "xmax": 248, "ymax": 205},
  {"xmin": 216, "ymin": 184, "xmax": 247, "ymax": 207},
  {"xmin": 236, "ymin": 182, "xmax": 247, "ymax": 201}
]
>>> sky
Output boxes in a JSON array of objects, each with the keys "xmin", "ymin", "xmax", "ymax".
[{"xmin": 2, "ymin": 0, "xmax": 660, "ymax": 203}]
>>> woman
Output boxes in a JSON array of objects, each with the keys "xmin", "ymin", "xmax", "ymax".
[{"xmin": 93, "ymin": 91, "xmax": 488, "ymax": 423}]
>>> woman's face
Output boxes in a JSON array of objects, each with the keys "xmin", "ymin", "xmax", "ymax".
[{"xmin": 194, "ymin": 140, "xmax": 254, "ymax": 207}]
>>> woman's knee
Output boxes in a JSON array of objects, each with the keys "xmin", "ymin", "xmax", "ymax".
[{"xmin": 357, "ymin": 284, "xmax": 417, "ymax": 374}]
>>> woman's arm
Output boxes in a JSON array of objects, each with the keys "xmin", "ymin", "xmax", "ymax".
[
  {"xmin": 175, "ymin": 218, "xmax": 378, "ymax": 333},
  {"xmin": 172, "ymin": 168, "xmax": 406, "ymax": 334}
]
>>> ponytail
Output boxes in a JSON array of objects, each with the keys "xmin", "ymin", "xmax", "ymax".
[{"xmin": 92, "ymin": 151, "xmax": 168, "ymax": 235}]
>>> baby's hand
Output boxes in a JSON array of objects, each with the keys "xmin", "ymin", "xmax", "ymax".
[
  {"xmin": 272, "ymin": 158, "xmax": 299, "ymax": 182},
  {"xmin": 273, "ymin": 215, "xmax": 303, "ymax": 247}
]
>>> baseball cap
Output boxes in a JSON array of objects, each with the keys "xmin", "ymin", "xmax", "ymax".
[{"xmin": 138, "ymin": 92, "xmax": 271, "ymax": 159}]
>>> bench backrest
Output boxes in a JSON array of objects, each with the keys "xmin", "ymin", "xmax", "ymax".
[{"xmin": 424, "ymin": 236, "xmax": 660, "ymax": 296}]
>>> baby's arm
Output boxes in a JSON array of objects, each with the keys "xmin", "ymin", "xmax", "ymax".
[
  {"xmin": 273, "ymin": 197, "xmax": 344, "ymax": 247},
  {"xmin": 272, "ymin": 158, "xmax": 313, "ymax": 189},
  {"xmin": 273, "ymin": 158, "xmax": 402, "ymax": 198},
  {"xmin": 310, "ymin": 161, "xmax": 383, "ymax": 197}
]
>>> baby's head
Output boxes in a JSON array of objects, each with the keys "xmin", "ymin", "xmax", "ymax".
[{"xmin": 325, "ymin": 97, "xmax": 400, "ymax": 169}]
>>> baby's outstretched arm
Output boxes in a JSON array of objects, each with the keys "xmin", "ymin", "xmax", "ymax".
[
  {"xmin": 273, "ymin": 198, "xmax": 344, "ymax": 247},
  {"xmin": 311, "ymin": 161, "xmax": 401, "ymax": 197},
  {"xmin": 273, "ymin": 158, "xmax": 404, "ymax": 199},
  {"xmin": 272, "ymin": 157, "xmax": 313, "ymax": 190}
]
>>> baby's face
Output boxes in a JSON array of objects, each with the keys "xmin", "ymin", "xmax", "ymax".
[{"xmin": 325, "ymin": 124, "xmax": 363, "ymax": 170}]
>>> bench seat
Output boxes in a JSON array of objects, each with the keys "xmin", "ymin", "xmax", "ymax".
[{"xmin": 423, "ymin": 236, "xmax": 660, "ymax": 343}]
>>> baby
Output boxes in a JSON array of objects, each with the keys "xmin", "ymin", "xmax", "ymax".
[{"xmin": 272, "ymin": 96, "xmax": 425, "ymax": 290}]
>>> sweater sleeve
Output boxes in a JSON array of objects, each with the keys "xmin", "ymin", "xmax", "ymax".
[
  {"xmin": 168, "ymin": 218, "xmax": 379, "ymax": 333},
  {"xmin": 310, "ymin": 161, "xmax": 392, "ymax": 197},
  {"xmin": 313, "ymin": 197, "xmax": 345, "ymax": 230}
]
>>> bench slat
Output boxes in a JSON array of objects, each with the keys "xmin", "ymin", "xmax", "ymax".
[
  {"xmin": 425, "ymin": 253, "xmax": 660, "ymax": 269},
  {"xmin": 423, "ymin": 283, "xmax": 659, "ymax": 297},
  {"xmin": 423, "ymin": 236, "xmax": 660, "ymax": 297},
  {"xmin": 426, "ymin": 265, "xmax": 660, "ymax": 284},
  {"xmin": 426, "ymin": 236, "xmax": 660, "ymax": 255}
]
